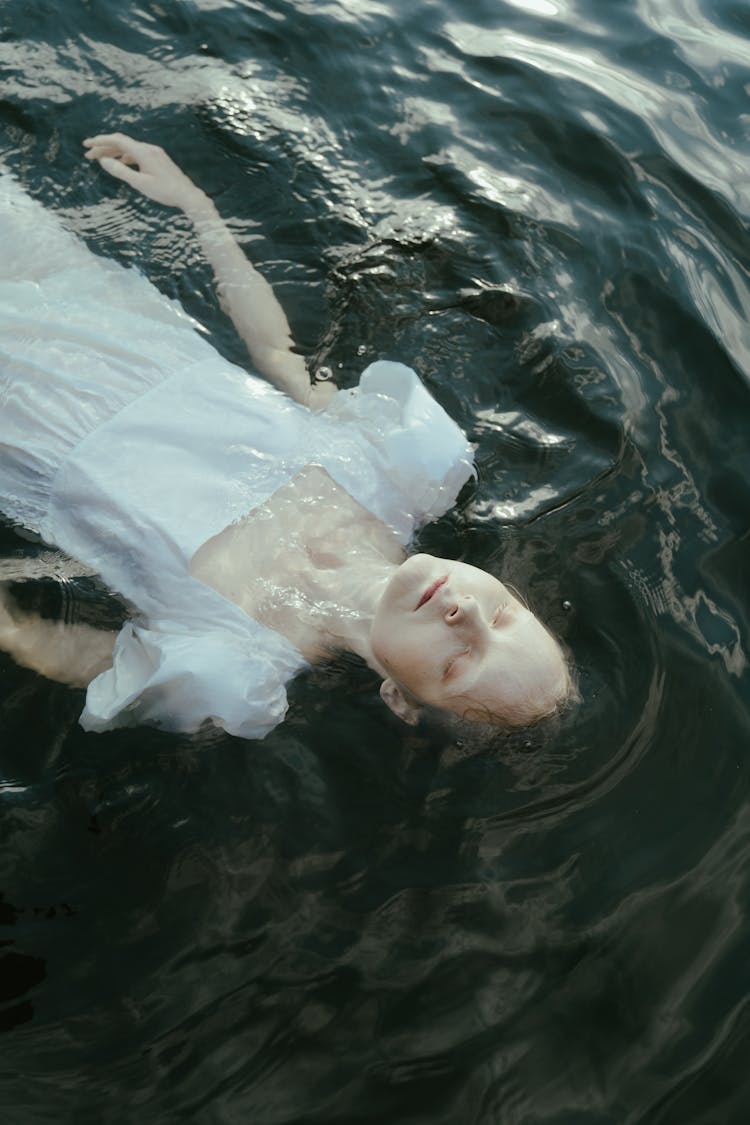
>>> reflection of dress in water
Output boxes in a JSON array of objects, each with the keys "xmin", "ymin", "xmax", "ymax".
[{"xmin": 0, "ymin": 175, "xmax": 474, "ymax": 738}]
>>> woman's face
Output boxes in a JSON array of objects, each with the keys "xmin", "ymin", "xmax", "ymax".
[{"xmin": 370, "ymin": 554, "xmax": 569, "ymax": 724}]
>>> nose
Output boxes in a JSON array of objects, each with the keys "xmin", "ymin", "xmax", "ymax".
[{"xmin": 444, "ymin": 595, "xmax": 479, "ymax": 626}]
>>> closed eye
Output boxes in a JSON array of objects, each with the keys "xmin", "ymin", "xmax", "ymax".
[
  {"xmin": 490, "ymin": 602, "xmax": 509, "ymax": 626},
  {"xmin": 444, "ymin": 647, "xmax": 471, "ymax": 678}
]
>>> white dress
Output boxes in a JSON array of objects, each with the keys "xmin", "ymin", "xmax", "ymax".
[{"xmin": 0, "ymin": 173, "xmax": 475, "ymax": 739}]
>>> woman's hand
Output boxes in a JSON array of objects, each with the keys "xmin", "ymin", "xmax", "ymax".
[
  {"xmin": 83, "ymin": 133, "xmax": 206, "ymax": 213},
  {"xmin": 305, "ymin": 379, "xmax": 337, "ymax": 411}
]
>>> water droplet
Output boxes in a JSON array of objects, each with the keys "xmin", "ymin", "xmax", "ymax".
[
  {"xmin": 357, "ymin": 344, "xmax": 367, "ymax": 356},
  {"xmin": 562, "ymin": 600, "xmax": 572, "ymax": 612}
]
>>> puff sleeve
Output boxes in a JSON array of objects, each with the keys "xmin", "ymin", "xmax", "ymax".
[
  {"xmin": 80, "ymin": 617, "xmax": 306, "ymax": 740},
  {"xmin": 324, "ymin": 361, "xmax": 475, "ymax": 540}
]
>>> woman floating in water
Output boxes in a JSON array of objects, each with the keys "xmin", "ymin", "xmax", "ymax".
[{"xmin": 0, "ymin": 134, "xmax": 570, "ymax": 739}]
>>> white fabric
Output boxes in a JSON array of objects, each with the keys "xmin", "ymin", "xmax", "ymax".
[{"xmin": 0, "ymin": 173, "xmax": 475, "ymax": 739}]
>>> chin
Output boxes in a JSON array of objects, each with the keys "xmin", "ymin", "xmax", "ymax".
[{"xmin": 378, "ymin": 554, "xmax": 432, "ymax": 616}]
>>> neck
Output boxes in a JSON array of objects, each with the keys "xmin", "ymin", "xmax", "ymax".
[
  {"xmin": 299, "ymin": 552, "xmax": 397, "ymax": 672},
  {"xmin": 189, "ymin": 464, "xmax": 405, "ymax": 668}
]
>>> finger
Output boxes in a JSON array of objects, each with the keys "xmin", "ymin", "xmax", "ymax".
[
  {"xmin": 98, "ymin": 157, "xmax": 146, "ymax": 188},
  {"xmin": 84, "ymin": 144, "xmax": 122, "ymax": 161},
  {"xmin": 84, "ymin": 140, "xmax": 130, "ymax": 158},
  {"xmin": 84, "ymin": 132, "xmax": 139, "ymax": 148},
  {"xmin": 85, "ymin": 146, "xmax": 138, "ymax": 165},
  {"xmin": 85, "ymin": 133, "xmax": 151, "ymax": 163}
]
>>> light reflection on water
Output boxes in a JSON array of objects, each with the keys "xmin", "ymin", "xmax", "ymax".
[{"xmin": 443, "ymin": 14, "xmax": 748, "ymax": 211}]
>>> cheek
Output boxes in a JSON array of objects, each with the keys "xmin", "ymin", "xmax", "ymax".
[
  {"xmin": 373, "ymin": 629, "xmax": 426, "ymax": 683},
  {"xmin": 375, "ymin": 635, "xmax": 413, "ymax": 675}
]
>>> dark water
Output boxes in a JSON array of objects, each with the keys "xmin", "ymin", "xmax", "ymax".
[{"xmin": 1, "ymin": 0, "xmax": 750, "ymax": 1121}]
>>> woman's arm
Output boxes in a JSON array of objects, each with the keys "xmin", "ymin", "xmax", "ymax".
[
  {"xmin": 0, "ymin": 585, "xmax": 116, "ymax": 688},
  {"xmin": 83, "ymin": 133, "xmax": 335, "ymax": 409}
]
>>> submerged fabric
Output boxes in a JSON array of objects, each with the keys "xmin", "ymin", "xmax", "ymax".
[{"xmin": 0, "ymin": 174, "xmax": 475, "ymax": 739}]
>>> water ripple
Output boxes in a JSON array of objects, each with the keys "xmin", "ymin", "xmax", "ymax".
[{"xmin": 442, "ymin": 19, "xmax": 749, "ymax": 213}]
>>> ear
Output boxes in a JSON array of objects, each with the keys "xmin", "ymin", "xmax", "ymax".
[{"xmin": 379, "ymin": 678, "xmax": 421, "ymax": 726}]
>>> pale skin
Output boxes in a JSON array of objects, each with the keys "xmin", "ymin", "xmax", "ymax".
[{"xmin": 0, "ymin": 135, "xmax": 570, "ymax": 728}]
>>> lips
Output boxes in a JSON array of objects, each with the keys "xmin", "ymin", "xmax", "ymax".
[{"xmin": 416, "ymin": 575, "xmax": 447, "ymax": 610}]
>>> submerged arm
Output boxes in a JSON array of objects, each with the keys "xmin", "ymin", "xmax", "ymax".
[
  {"xmin": 83, "ymin": 133, "xmax": 334, "ymax": 409},
  {"xmin": 0, "ymin": 586, "xmax": 115, "ymax": 688}
]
